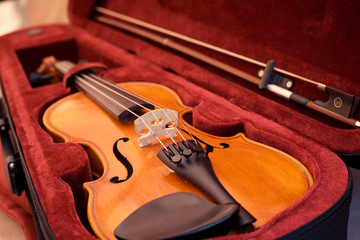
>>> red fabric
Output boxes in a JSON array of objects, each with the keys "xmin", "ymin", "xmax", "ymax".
[
  {"xmin": 0, "ymin": 0, "xmax": 356, "ymax": 239},
  {"xmin": 62, "ymin": 62, "xmax": 107, "ymax": 88}
]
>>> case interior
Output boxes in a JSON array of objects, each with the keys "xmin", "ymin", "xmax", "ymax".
[{"xmin": 0, "ymin": 0, "xmax": 357, "ymax": 239}]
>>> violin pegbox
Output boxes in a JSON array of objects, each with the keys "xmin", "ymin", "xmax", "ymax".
[{"xmin": 134, "ymin": 109, "xmax": 178, "ymax": 147}]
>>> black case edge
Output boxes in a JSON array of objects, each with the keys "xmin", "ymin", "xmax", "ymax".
[{"xmin": 0, "ymin": 78, "xmax": 57, "ymax": 240}]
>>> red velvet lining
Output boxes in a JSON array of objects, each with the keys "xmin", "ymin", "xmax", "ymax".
[
  {"xmin": 62, "ymin": 62, "xmax": 107, "ymax": 88},
  {"xmin": 93, "ymin": 0, "xmax": 360, "ymax": 88},
  {"xmin": 0, "ymin": 0, "xmax": 355, "ymax": 239}
]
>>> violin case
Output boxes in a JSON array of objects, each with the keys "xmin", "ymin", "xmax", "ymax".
[{"xmin": 0, "ymin": 0, "xmax": 358, "ymax": 239}]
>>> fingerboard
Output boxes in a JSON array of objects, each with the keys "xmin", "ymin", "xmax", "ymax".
[{"xmin": 55, "ymin": 61, "xmax": 154, "ymax": 121}]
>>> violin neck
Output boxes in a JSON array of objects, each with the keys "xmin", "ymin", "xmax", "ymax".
[{"xmin": 55, "ymin": 61, "xmax": 154, "ymax": 121}]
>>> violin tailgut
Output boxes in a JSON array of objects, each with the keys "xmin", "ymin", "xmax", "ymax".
[{"xmin": 134, "ymin": 109, "xmax": 178, "ymax": 147}]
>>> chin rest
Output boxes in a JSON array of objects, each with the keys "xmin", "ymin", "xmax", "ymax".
[{"xmin": 114, "ymin": 192, "xmax": 240, "ymax": 239}]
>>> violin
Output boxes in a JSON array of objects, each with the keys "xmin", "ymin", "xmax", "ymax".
[{"xmin": 42, "ymin": 59, "xmax": 313, "ymax": 239}]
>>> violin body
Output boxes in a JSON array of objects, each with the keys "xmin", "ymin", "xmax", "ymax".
[{"xmin": 43, "ymin": 82, "xmax": 313, "ymax": 240}]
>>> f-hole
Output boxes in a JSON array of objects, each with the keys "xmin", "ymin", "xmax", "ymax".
[{"xmin": 109, "ymin": 137, "xmax": 134, "ymax": 184}]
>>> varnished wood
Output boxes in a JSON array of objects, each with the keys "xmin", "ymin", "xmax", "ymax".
[{"xmin": 43, "ymin": 82, "xmax": 313, "ymax": 240}]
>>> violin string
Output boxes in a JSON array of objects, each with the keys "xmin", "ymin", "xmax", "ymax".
[
  {"xmin": 85, "ymin": 73, "xmax": 197, "ymax": 147},
  {"xmin": 56, "ymin": 62, "xmax": 171, "ymax": 151},
  {"xmin": 91, "ymin": 71, "xmax": 197, "ymax": 147},
  {"xmin": 132, "ymin": 95, "xmax": 196, "ymax": 146},
  {"xmin": 59, "ymin": 60, "xmax": 192, "ymax": 146},
  {"xmin": 59, "ymin": 61, "xmax": 180, "ymax": 147},
  {"xmin": 57, "ymin": 61, "xmax": 197, "ymax": 146},
  {"xmin": 87, "ymin": 70, "xmax": 197, "ymax": 146},
  {"xmin": 56, "ymin": 61, "xmax": 172, "ymax": 151},
  {"xmin": 81, "ymin": 72, "xmax": 180, "ymax": 148}
]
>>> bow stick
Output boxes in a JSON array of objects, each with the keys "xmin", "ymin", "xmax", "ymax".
[{"xmin": 94, "ymin": 7, "xmax": 360, "ymax": 128}]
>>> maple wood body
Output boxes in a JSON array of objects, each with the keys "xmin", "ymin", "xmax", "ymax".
[{"xmin": 43, "ymin": 82, "xmax": 313, "ymax": 240}]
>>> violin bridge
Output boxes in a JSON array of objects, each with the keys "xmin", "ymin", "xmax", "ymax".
[{"xmin": 134, "ymin": 109, "xmax": 178, "ymax": 147}]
